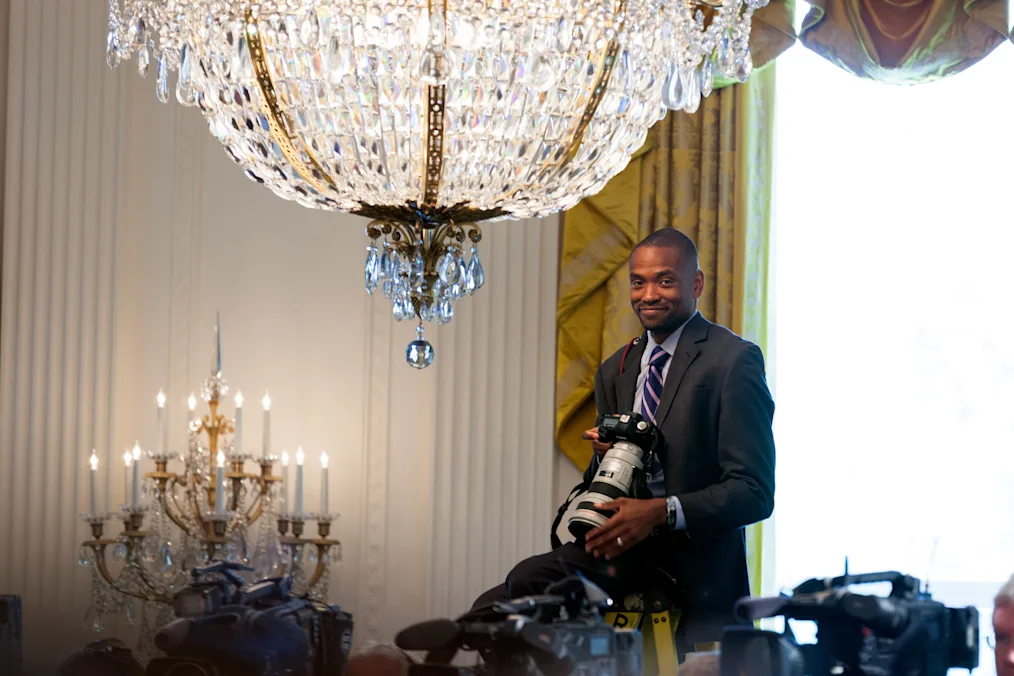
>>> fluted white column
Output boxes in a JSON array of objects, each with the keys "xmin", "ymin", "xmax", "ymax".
[
  {"xmin": 0, "ymin": 0, "xmax": 124, "ymax": 671},
  {"xmin": 427, "ymin": 215, "xmax": 560, "ymax": 619}
]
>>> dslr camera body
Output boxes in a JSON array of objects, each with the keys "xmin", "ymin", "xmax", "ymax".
[
  {"xmin": 722, "ymin": 570, "xmax": 979, "ymax": 676},
  {"xmin": 148, "ymin": 561, "xmax": 354, "ymax": 676},
  {"xmin": 395, "ymin": 576, "xmax": 642, "ymax": 676},
  {"xmin": 567, "ymin": 412, "xmax": 663, "ymax": 541}
]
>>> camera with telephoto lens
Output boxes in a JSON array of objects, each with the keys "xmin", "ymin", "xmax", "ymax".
[
  {"xmin": 146, "ymin": 561, "xmax": 354, "ymax": 676},
  {"xmin": 395, "ymin": 575, "xmax": 642, "ymax": 676},
  {"xmin": 720, "ymin": 569, "xmax": 979, "ymax": 676},
  {"xmin": 567, "ymin": 412, "xmax": 663, "ymax": 541}
]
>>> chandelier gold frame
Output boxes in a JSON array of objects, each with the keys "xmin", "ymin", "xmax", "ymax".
[{"xmin": 243, "ymin": 0, "xmax": 628, "ymax": 230}]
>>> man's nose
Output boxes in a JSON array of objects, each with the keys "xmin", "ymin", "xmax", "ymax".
[
  {"xmin": 1004, "ymin": 646, "xmax": 1014, "ymax": 665},
  {"xmin": 641, "ymin": 284, "xmax": 660, "ymax": 302}
]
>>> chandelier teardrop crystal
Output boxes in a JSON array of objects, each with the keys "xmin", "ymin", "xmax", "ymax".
[{"xmin": 106, "ymin": 0, "xmax": 764, "ymax": 366}]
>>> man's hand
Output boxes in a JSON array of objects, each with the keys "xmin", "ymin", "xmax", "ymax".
[
  {"xmin": 582, "ymin": 427, "xmax": 613, "ymax": 456},
  {"xmin": 584, "ymin": 498, "xmax": 667, "ymax": 559}
]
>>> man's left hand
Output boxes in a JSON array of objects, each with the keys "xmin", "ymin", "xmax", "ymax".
[{"xmin": 584, "ymin": 498, "xmax": 667, "ymax": 559}]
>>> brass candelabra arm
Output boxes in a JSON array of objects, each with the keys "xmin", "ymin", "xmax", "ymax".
[
  {"xmin": 160, "ymin": 475, "xmax": 197, "ymax": 536},
  {"xmin": 87, "ymin": 541, "xmax": 172, "ymax": 605},
  {"xmin": 245, "ymin": 472, "xmax": 279, "ymax": 524},
  {"xmin": 279, "ymin": 517, "xmax": 339, "ymax": 592},
  {"xmin": 306, "ymin": 540, "xmax": 340, "ymax": 589},
  {"xmin": 244, "ymin": 479, "xmax": 266, "ymax": 523},
  {"xmin": 278, "ymin": 536, "xmax": 340, "ymax": 590},
  {"xmin": 190, "ymin": 475, "xmax": 211, "ymax": 537},
  {"xmin": 227, "ymin": 472, "xmax": 245, "ymax": 512},
  {"xmin": 122, "ymin": 532, "xmax": 171, "ymax": 599}
]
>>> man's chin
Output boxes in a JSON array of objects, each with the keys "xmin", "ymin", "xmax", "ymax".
[
  {"xmin": 638, "ymin": 314, "xmax": 672, "ymax": 331},
  {"xmin": 639, "ymin": 313, "xmax": 689, "ymax": 335}
]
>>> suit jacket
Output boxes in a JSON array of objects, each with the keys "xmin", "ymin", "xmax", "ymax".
[{"xmin": 583, "ymin": 312, "xmax": 776, "ymax": 642}]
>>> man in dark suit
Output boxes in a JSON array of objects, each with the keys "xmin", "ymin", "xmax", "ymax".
[{"xmin": 470, "ymin": 228, "xmax": 775, "ymax": 643}]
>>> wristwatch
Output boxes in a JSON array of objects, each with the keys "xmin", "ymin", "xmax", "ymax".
[{"xmin": 665, "ymin": 495, "xmax": 680, "ymax": 530}]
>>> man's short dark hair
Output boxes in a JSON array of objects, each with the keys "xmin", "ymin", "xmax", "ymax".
[
  {"xmin": 996, "ymin": 573, "xmax": 1014, "ymax": 608},
  {"xmin": 632, "ymin": 228, "xmax": 700, "ymax": 272}
]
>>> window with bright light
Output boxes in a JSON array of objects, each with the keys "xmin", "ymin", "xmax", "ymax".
[{"xmin": 771, "ymin": 39, "xmax": 1014, "ymax": 673}]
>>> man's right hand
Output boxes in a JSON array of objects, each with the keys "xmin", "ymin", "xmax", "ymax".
[{"xmin": 582, "ymin": 428, "xmax": 613, "ymax": 456}]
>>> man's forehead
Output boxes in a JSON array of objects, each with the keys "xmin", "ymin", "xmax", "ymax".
[{"xmin": 630, "ymin": 245, "xmax": 685, "ymax": 269}]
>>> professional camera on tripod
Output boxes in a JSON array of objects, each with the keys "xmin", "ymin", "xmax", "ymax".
[
  {"xmin": 565, "ymin": 412, "xmax": 663, "ymax": 541},
  {"xmin": 720, "ymin": 569, "xmax": 980, "ymax": 676},
  {"xmin": 147, "ymin": 561, "xmax": 354, "ymax": 676},
  {"xmin": 395, "ymin": 575, "xmax": 642, "ymax": 676}
]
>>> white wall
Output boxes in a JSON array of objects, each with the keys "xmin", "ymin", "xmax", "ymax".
[{"xmin": 0, "ymin": 1, "xmax": 569, "ymax": 671}]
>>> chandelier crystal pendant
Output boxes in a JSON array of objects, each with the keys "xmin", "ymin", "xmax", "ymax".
[{"xmin": 105, "ymin": 0, "xmax": 764, "ymax": 366}]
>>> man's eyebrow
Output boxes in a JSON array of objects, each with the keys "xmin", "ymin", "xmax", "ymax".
[{"xmin": 640, "ymin": 268, "xmax": 677, "ymax": 277}]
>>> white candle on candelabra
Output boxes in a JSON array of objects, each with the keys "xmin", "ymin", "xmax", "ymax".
[
  {"xmin": 320, "ymin": 451, "xmax": 329, "ymax": 515},
  {"xmin": 215, "ymin": 450, "xmax": 226, "ymax": 513},
  {"xmin": 89, "ymin": 451, "xmax": 98, "ymax": 514},
  {"xmin": 295, "ymin": 447, "xmax": 304, "ymax": 516},
  {"xmin": 234, "ymin": 392, "xmax": 244, "ymax": 453},
  {"xmin": 187, "ymin": 391, "xmax": 196, "ymax": 439},
  {"xmin": 156, "ymin": 389, "xmax": 167, "ymax": 455},
  {"xmin": 132, "ymin": 443, "xmax": 141, "ymax": 506},
  {"xmin": 261, "ymin": 392, "xmax": 271, "ymax": 459},
  {"xmin": 281, "ymin": 450, "xmax": 289, "ymax": 509},
  {"xmin": 123, "ymin": 451, "xmax": 132, "ymax": 506}
]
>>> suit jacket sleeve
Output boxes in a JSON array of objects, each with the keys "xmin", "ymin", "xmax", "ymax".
[
  {"xmin": 581, "ymin": 365, "xmax": 613, "ymax": 485},
  {"xmin": 678, "ymin": 344, "xmax": 776, "ymax": 535}
]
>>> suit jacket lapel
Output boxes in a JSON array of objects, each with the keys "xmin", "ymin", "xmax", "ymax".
[
  {"xmin": 617, "ymin": 333, "xmax": 647, "ymax": 412},
  {"xmin": 656, "ymin": 313, "xmax": 709, "ymax": 428}
]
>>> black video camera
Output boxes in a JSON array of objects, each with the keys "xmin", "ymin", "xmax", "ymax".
[
  {"xmin": 721, "ymin": 570, "xmax": 979, "ymax": 676},
  {"xmin": 147, "ymin": 561, "xmax": 354, "ymax": 676},
  {"xmin": 395, "ymin": 576, "xmax": 642, "ymax": 676}
]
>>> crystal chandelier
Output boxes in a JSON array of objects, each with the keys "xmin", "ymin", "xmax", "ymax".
[
  {"xmin": 105, "ymin": 0, "xmax": 764, "ymax": 366},
  {"xmin": 78, "ymin": 319, "xmax": 339, "ymax": 655}
]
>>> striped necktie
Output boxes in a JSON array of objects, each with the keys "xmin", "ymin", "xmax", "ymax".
[
  {"xmin": 641, "ymin": 346, "xmax": 670, "ymax": 496},
  {"xmin": 641, "ymin": 346, "xmax": 670, "ymax": 424}
]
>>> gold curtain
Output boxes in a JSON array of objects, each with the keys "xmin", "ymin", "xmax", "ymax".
[
  {"xmin": 554, "ymin": 0, "xmax": 791, "ymax": 477},
  {"xmin": 555, "ymin": 64, "xmax": 776, "ymax": 476},
  {"xmin": 555, "ymin": 10, "xmax": 784, "ymax": 598},
  {"xmin": 800, "ymin": 0, "xmax": 1009, "ymax": 83},
  {"xmin": 554, "ymin": 64, "xmax": 776, "ymax": 598}
]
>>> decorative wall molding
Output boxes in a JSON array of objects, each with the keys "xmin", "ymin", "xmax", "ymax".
[
  {"xmin": 167, "ymin": 106, "xmax": 206, "ymax": 444},
  {"xmin": 359, "ymin": 284, "xmax": 392, "ymax": 642},
  {"xmin": 0, "ymin": 1, "xmax": 124, "ymax": 671},
  {"xmin": 427, "ymin": 217, "xmax": 560, "ymax": 619},
  {"xmin": 0, "ymin": 3, "xmax": 564, "ymax": 669}
]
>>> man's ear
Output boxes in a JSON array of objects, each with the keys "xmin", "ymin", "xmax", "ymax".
[{"xmin": 693, "ymin": 269, "xmax": 705, "ymax": 299}]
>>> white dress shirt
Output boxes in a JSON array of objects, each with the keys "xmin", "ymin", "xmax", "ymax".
[{"xmin": 633, "ymin": 313, "xmax": 696, "ymax": 530}]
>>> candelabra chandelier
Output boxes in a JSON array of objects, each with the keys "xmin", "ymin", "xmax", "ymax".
[
  {"xmin": 77, "ymin": 328, "xmax": 340, "ymax": 651},
  {"xmin": 105, "ymin": 0, "xmax": 764, "ymax": 365}
]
